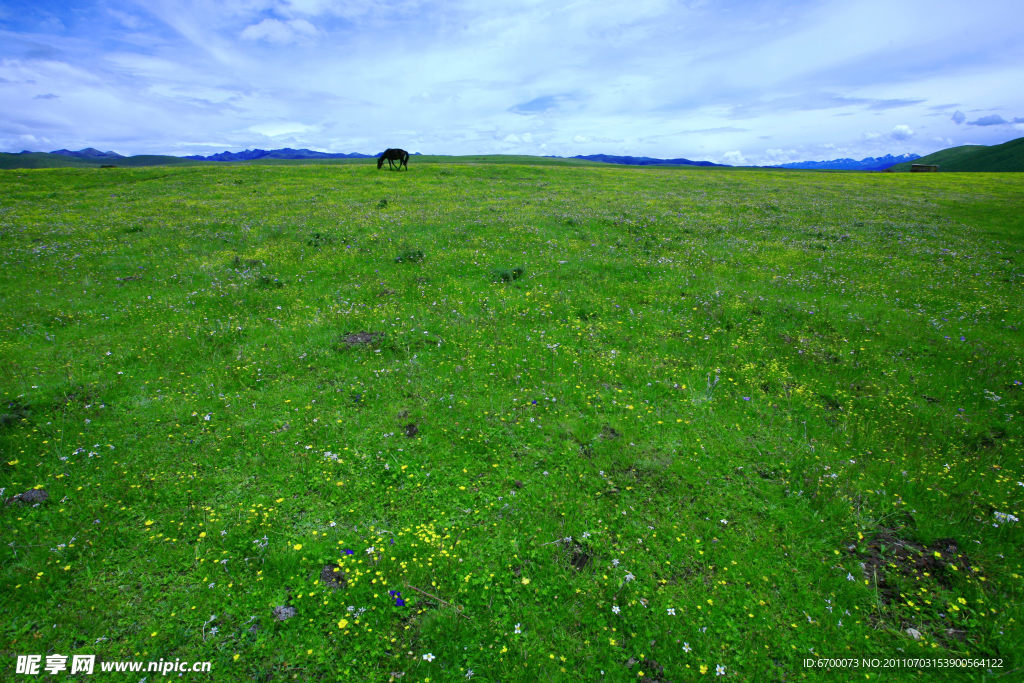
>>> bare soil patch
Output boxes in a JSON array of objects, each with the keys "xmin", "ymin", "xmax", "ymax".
[{"xmin": 340, "ymin": 331, "xmax": 384, "ymax": 348}]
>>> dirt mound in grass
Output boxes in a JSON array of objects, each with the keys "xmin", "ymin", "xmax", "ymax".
[
  {"xmin": 340, "ymin": 332, "xmax": 383, "ymax": 348},
  {"xmin": 320, "ymin": 564, "xmax": 347, "ymax": 589},
  {"xmin": 855, "ymin": 529, "xmax": 969, "ymax": 604}
]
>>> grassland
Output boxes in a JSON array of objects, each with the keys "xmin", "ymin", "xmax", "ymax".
[{"xmin": 1, "ymin": 161, "xmax": 1022, "ymax": 681}]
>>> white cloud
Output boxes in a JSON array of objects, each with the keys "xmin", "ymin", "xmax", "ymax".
[
  {"xmin": 890, "ymin": 124, "xmax": 914, "ymax": 140},
  {"xmin": 2, "ymin": 0, "xmax": 1023, "ymax": 159},
  {"xmin": 967, "ymin": 114, "xmax": 1009, "ymax": 126},
  {"xmin": 279, "ymin": 0, "xmax": 336, "ymax": 15},
  {"xmin": 249, "ymin": 121, "xmax": 317, "ymax": 137},
  {"xmin": 722, "ymin": 150, "xmax": 747, "ymax": 165},
  {"xmin": 240, "ymin": 18, "xmax": 317, "ymax": 44},
  {"xmin": 762, "ymin": 148, "xmax": 800, "ymax": 163},
  {"xmin": 106, "ymin": 8, "xmax": 145, "ymax": 30},
  {"xmin": 172, "ymin": 140, "xmax": 241, "ymax": 148}
]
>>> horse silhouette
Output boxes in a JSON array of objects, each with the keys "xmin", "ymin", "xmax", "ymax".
[{"xmin": 377, "ymin": 148, "xmax": 409, "ymax": 171}]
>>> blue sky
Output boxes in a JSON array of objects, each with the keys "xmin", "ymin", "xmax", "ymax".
[{"xmin": 1, "ymin": 0, "xmax": 1022, "ymax": 164}]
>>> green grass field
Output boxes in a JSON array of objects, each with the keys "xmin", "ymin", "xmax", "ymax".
[{"xmin": 2, "ymin": 161, "xmax": 1022, "ymax": 681}]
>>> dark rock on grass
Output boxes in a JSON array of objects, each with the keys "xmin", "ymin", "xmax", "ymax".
[
  {"xmin": 320, "ymin": 564, "xmax": 347, "ymax": 589},
  {"xmin": 599, "ymin": 425, "xmax": 622, "ymax": 440},
  {"xmin": 307, "ymin": 232, "xmax": 332, "ymax": 247},
  {"xmin": 638, "ymin": 675, "xmax": 668, "ymax": 682},
  {"xmin": 6, "ymin": 488, "xmax": 49, "ymax": 506},
  {"xmin": 394, "ymin": 249, "xmax": 424, "ymax": 263},
  {"xmin": 404, "ymin": 423, "xmax": 419, "ymax": 438},
  {"xmin": 231, "ymin": 256, "xmax": 263, "ymax": 269},
  {"xmin": 491, "ymin": 265, "xmax": 525, "ymax": 282},
  {"xmin": 625, "ymin": 655, "xmax": 665, "ymax": 682},
  {"xmin": 272, "ymin": 605, "xmax": 296, "ymax": 622},
  {"xmin": 569, "ymin": 542, "xmax": 593, "ymax": 572},
  {"xmin": 255, "ymin": 275, "xmax": 284, "ymax": 289},
  {"xmin": 341, "ymin": 331, "xmax": 383, "ymax": 348},
  {"xmin": 1, "ymin": 400, "xmax": 30, "ymax": 428}
]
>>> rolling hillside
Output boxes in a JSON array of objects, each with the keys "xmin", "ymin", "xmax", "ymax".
[
  {"xmin": 888, "ymin": 136, "xmax": 1024, "ymax": 171},
  {"xmin": 0, "ymin": 152, "xmax": 99, "ymax": 169},
  {"xmin": 0, "ymin": 151, "xmax": 199, "ymax": 170}
]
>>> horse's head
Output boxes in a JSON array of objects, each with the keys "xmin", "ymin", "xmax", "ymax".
[{"xmin": 377, "ymin": 156, "xmax": 384, "ymax": 169}]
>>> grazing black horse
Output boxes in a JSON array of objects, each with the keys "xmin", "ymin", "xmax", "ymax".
[{"xmin": 377, "ymin": 148, "xmax": 409, "ymax": 171}]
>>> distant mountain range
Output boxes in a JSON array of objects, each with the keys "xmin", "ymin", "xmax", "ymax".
[
  {"xmin": 0, "ymin": 147, "xmax": 381, "ymax": 169},
  {"xmin": 3, "ymin": 139, "xmax": 1021, "ymax": 171},
  {"xmin": 770, "ymin": 153, "xmax": 919, "ymax": 171},
  {"xmin": 51, "ymin": 147, "xmax": 124, "ymax": 160},
  {"xmin": 562, "ymin": 152, "xmax": 920, "ymax": 170},
  {"xmin": 184, "ymin": 148, "xmax": 377, "ymax": 161},
  {"xmin": 566, "ymin": 154, "xmax": 725, "ymax": 167},
  {"xmin": 1, "ymin": 148, "xmax": 197, "ymax": 169}
]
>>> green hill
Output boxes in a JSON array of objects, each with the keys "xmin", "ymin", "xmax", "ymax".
[
  {"xmin": 0, "ymin": 152, "xmax": 97, "ymax": 169},
  {"xmin": 889, "ymin": 136, "xmax": 1024, "ymax": 171},
  {"xmin": 108, "ymin": 154, "xmax": 199, "ymax": 168},
  {"xmin": 0, "ymin": 152, "xmax": 199, "ymax": 170}
]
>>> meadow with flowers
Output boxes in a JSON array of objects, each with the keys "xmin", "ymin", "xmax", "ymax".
[{"xmin": 1, "ymin": 159, "xmax": 1022, "ymax": 680}]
